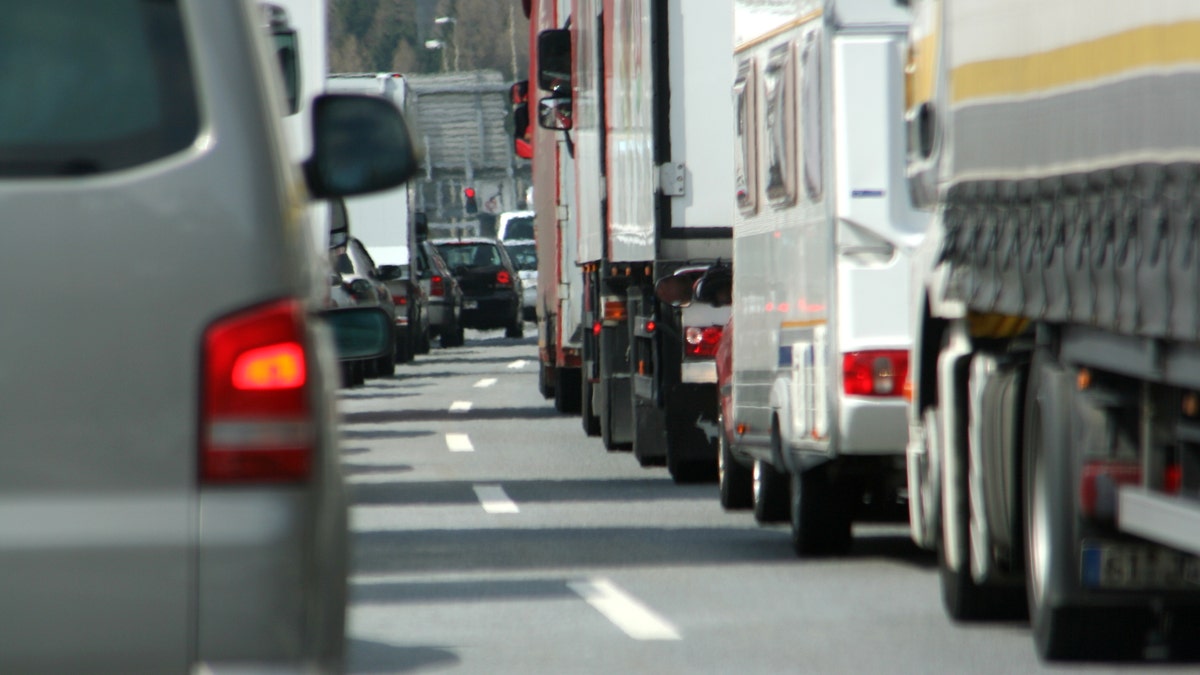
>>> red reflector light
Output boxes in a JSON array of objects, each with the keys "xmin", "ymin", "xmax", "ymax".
[
  {"xmin": 603, "ymin": 300, "xmax": 627, "ymax": 322},
  {"xmin": 645, "ymin": 320, "xmax": 656, "ymax": 333},
  {"xmin": 497, "ymin": 269, "xmax": 512, "ymax": 286},
  {"xmin": 593, "ymin": 321, "xmax": 602, "ymax": 336},
  {"xmin": 685, "ymin": 325, "xmax": 723, "ymax": 358},
  {"xmin": 201, "ymin": 299, "xmax": 313, "ymax": 484},
  {"xmin": 842, "ymin": 350, "xmax": 909, "ymax": 397},
  {"xmin": 430, "ymin": 275, "xmax": 445, "ymax": 297},
  {"xmin": 393, "ymin": 295, "xmax": 408, "ymax": 306},
  {"xmin": 1165, "ymin": 463, "xmax": 1183, "ymax": 494}
]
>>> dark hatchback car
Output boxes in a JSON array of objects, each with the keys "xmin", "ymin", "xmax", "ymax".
[{"xmin": 433, "ymin": 237, "xmax": 524, "ymax": 337}]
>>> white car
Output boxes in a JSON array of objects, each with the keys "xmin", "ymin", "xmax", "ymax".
[{"xmin": 503, "ymin": 239, "xmax": 538, "ymax": 321}]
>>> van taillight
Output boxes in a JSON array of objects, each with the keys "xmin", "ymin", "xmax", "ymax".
[
  {"xmin": 843, "ymin": 350, "xmax": 909, "ymax": 397},
  {"xmin": 431, "ymin": 275, "xmax": 446, "ymax": 297},
  {"xmin": 201, "ymin": 299, "xmax": 313, "ymax": 483},
  {"xmin": 685, "ymin": 325, "xmax": 723, "ymax": 358}
]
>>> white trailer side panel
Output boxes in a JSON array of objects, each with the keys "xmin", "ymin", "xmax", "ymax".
[{"xmin": 574, "ymin": 0, "xmax": 606, "ymax": 266}]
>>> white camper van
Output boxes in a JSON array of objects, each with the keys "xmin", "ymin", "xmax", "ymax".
[{"xmin": 723, "ymin": 0, "xmax": 928, "ymax": 554}]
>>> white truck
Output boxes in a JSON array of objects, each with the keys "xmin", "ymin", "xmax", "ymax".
[
  {"xmin": 721, "ymin": 0, "xmax": 926, "ymax": 553},
  {"xmin": 326, "ymin": 73, "xmax": 429, "ymax": 361},
  {"xmin": 906, "ymin": 0, "xmax": 1200, "ymax": 660},
  {"xmin": 533, "ymin": 0, "xmax": 736, "ymax": 481}
]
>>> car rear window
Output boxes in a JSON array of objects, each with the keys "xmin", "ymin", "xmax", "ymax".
[
  {"xmin": 0, "ymin": 0, "xmax": 199, "ymax": 177},
  {"xmin": 500, "ymin": 216, "xmax": 534, "ymax": 241},
  {"xmin": 506, "ymin": 243, "xmax": 537, "ymax": 271},
  {"xmin": 437, "ymin": 243, "xmax": 501, "ymax": 269}
]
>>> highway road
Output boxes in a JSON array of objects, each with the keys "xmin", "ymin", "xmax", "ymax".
[{"xmin": 339, "ymin": 329, "xmax": 1190, "ymax": 674}]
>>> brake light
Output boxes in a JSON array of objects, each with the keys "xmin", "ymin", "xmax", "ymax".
[
  {"xmin": 430, "ymin": 275, "xmax": 446, "ymax": 297},
  {"xmin": 393, "ymin": 294, "xmax": 408, "ymax": 306},
  {"xmin": 685, "ymin": 325, "xmax": 723, "ymax": 358},
  {"xmin": 201, "ymin": 299, "xmax": 313, "ymax": 483},
  {"xmin": 842, "ymin": 350, "xmax": 909, "ymax": 397},
  {"xmin": 496, "ymin": 269, "xmax": 512, "ymax": 286}
]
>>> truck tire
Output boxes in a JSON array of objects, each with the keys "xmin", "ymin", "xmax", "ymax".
[
  {"xmin": 581, "ymin": 374, "xmax": 600, "ymax": 436},
  {"xmin": 752, "ymin": 459, "xmax": 789, "ymax": 523},
  {"xmin": 394, "ymin": 335, "xmax": 412, "ymax": 364},
  {"xmin": 1024, "ymin": 351, "xmax": 1140, "ymax": 660},
  {"xmin": 538, "ymin": 360, "xmax": 555, "ymax": 399},
  {"xmin": 790, "ymin": 464, "xmax": 852, "ymax": 556},
  {"xmin": 554, "ymin": 367, "xmax": 581, "ymax": 414},
  {"xmin": 939, "ymin": 398, "xmax": 1025, "ymax": 620},
  {"xmin": 718, "ymin": 413, "xmax": 752, "ymax": 510}
]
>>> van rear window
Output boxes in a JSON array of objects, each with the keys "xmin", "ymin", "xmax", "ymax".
[{"xmin": 0, "ymin": 0, "xmax": 199, "ymax": 177}]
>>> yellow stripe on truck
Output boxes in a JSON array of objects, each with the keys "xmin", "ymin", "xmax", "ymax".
[{"xmin": 951, "ymin": 20, "xmax": 1200, "ymax": 104}]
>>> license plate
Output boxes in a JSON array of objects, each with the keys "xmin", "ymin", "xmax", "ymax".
[
  {"xmin": 1081, "ymin": 540, "xmax": 1200, "ymax": 590},
  {"xmin": 463, "ymin": 300, "xmax": 479, "ymax": 310}
]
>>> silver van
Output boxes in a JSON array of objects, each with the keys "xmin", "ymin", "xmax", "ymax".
[{"xmin": 0, "ymin": 1, "xmax": 416, "ymax": 672}]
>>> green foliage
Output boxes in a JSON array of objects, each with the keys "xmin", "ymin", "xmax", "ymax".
[{"xmin": 328, "ymin": 0, "xmax": 529, "ymax": 77}]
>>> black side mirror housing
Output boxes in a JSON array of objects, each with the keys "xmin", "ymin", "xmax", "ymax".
[
  {"xmin": 304, "ymin": 93, "xmax": 420, "ymax": 199},
  {"xmin": 537, "ymin": 29, "xmax": 572, "ymax": 92}
]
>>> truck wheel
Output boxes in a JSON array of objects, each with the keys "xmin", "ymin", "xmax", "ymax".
[
  {"xmin": 790, "ymin": 464, "xmax": 852, "ymax": 556},
  {"xmin": 555, "ymin": 367, "xmax": 581, "ymax": 414},
  {"xmin": 939, "ymin": 400, "xmax": 1025, "ymax": 620},
  {"xmin": 506, "ymin": 307, "xmax": 525, "ymax": 338},
  {"xmin": 1024, "ymin": 351, "xmax": 1138, "ymax": 660},
  {"xmin": 752, "ymin": 460, "xmax": 789, "ymax": 523},
  {"xmin": 394, "ymin": 336, "xmax": 412, "ymax": 364},
  {"xmin": 718, "ymin": 414, "xmax": 752, "ymax": 510},
  {"xmin": 581, "ymin": 374, "xmax": 600, "ymax": 436},
  {"xmin": 375, "ymin": 349, "xmax": 396, "ymax": 377},
  {"xmin": 538, "ymin": 360, "xmax": 555, "ymax": 399},
  {"xmin": 416, "ymin": 327, "xmax": 431, "ymax": 354}
]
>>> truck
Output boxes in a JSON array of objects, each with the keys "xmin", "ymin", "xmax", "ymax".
[
  {"xmin": 526, "ymin": 0, "xmax": 736, "ymax": 481},
  {"xmin": 516, "ymin": 0, "xmax": 587, "ymax": 418},
  {"xmin": 905, "ymin": 0, "xmax": 1200, "ymax": 660},
  {"xmin": 326, "ymin": 72, "xmax": 432, "ymax": 362},
  {"xmin": 718, "ymin": 0, "xmax": 925, "ymax": 553}
]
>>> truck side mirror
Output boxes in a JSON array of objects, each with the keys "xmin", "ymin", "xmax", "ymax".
[
  {"xmin": 537, "ymin": 29, "xmax": 572, "ymax": 93},
  {"xmin": 538, "ymin": 97, "xmax": 573, "ymax": 131}
]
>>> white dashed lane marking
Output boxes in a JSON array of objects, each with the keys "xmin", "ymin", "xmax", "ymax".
[
  {"xmin": 449, "ymin": 401, "xmax": 473, "ymax": 412},
  {"xmin": 507, "ymin": 360, "xmax": 528, "ymax": 369},
  {"xmin": 474, "ymin": 378, "xmax": 498, "ymax": 388},
  {"xmin": 472, "ymin": 485, "xmax": 519, "ymax": 514},
  {"xmin": 568, "ymin": 578, "xmax": 682, "ymax": 641},
  {"xmin": 445, "ymin": 433, "xmax": 474, "ymax": 452}
]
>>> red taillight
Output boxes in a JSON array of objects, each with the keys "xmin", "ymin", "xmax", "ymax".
[
  {"xmin": 393, "ymin": 294, "xmax": 408, "ymax": 306},
  {"xmin": 201, "ymin": 299, "xmax": 313, "ymax": 484},
  {"xmin": 685, "ymin": 325, "xmax": 723, "ymax": 358},
  {"xmin": 496, "ymin": 269, "xmax": 512, "ymax": 286},
  {"xmin": 592, "ymin": 321, "xmax": 602, "ymax": 336},
  {"xmin": 842, "ymin": 350, "xmax": 909, "ymax": 397},
  {"xmin": 430, "ymin": 275, "xmax": 446, "ymax": 297}
]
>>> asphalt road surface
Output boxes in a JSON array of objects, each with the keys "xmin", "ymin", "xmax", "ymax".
[{"xmin": 339, "ymin": 328, "xmax": 1193, "ymax": 674}]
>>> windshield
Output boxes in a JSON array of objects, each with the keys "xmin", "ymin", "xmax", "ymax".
[{"xmin": 506, "ymin": 243, "xmax": 537, "ymax": 271}]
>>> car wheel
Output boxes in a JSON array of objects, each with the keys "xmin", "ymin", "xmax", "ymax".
[
  {"xmin": 752, "ymin": 459, "xmax": 789, "ymax": 524},
  {"xmin": 718, "ymin": 414, "xmax": 753, "ymax": 510},
  {"xmin": 505, "ymin": 308, "xmax": 524, "ymax": 338},
  {"xmin": 442, "ymin": 318, "xmax": 464, "ymax": 347},
  {"xmin": 790, "ymin": 464, "xmax": 852, "ymax": 556}
]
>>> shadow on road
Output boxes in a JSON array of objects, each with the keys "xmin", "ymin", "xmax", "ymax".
[
  {"xmin": 347, "ymin": 638, "xmax": 459, "ymax": 674},
  {"xmin": 350, "ymin": 477, "xmax": 717, "ymax": 507}
]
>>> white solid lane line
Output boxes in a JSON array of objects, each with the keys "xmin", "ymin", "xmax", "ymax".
[
  {"xmin": 567, "ymin": 578, "xmax": 682, "ymax": 641},
  {"xmin": 449, "ymin": 401, "xmax": 473, "ymax": 412},
  {"xmin": 474, "ymin": 378, "xmax": 498, "ymax": 388},
  {"xmin": 507, "ymin": 359, "xmax": 528, "ymax": 369},
  {"xmin": 472, "ymin": 485, "xmax": 519, "ymax": 514},
  {"xmin": 445, "ymin": 433, "xmax": 474, "ymax": 452}
]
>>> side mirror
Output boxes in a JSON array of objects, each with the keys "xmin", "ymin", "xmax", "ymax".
[
  {"xmin": 537, "ymin": 29, "xmax": 572, "ymax": 93},
  {"xmin": 323, "ymin": 307, "xmax": 393, "ymax": 361},
  {"xmin": 655, "ymin": 268, "xmax": 707, "ymax": 308},
  {"xmin": 538, "ymin": 97, "xmax": 573, "ymax": 131},
  {"xmin": 304, "ymin": 94, "xmax": 420, "ymax": 199},
  {"xmin": 693, "ymin": 264, "xmax": 733, "ymax": 307},
  {"xmin": 414, "ymin": 211, "xmax": 429, "ymax": 242}
]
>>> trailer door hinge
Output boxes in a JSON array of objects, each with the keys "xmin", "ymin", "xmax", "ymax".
[
  {"xmin": 658, "ymin": 162, "xmax": 686, "ymax": 197},
  {"xmin": 556, "ymin": 204, "xmax": 570, "ymax": 221}
]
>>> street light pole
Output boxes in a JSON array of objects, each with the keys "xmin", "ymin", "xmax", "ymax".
[{"xmin": 434, "ymin": 16, "xmax": 459, "ymax": 71}]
